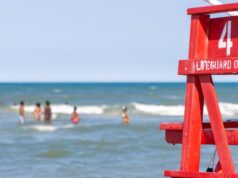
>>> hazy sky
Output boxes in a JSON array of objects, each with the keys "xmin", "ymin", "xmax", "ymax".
[{"xmin": 0, "ymin": 0, "xmax": 237, "ymax": 82}]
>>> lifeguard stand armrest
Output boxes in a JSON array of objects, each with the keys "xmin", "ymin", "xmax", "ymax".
[
  {"xmin": 160, "ymin": 121, "xmax": 238, "ymax": 130},
  {"xmin": 160, "ymin": 122, "xmax": 182, "ymax": 130},
  {"xmin": 160, "ymin": 121, "xmax": 238, "ymax": 145},
  {"xmin": 187, "ymin": 2, "xmax": 238, "ymax": 15}
]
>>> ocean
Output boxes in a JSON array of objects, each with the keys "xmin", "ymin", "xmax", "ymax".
[{"xmin": 1, "ymin": 82, "xmax": 238, "ymax": 178}]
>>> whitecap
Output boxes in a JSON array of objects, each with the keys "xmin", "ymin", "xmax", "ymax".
[
  {"xmin": 24, "ymin": 124, "xmax": 74, "ymax": 132},
  {"xmin": 150, "ymin": 86, "xmax": 157, "ymax": 90},
  {"xmin": 53, "ymin": 89, "xmax": 62, "ymax": 93},
  {"xmin": 10, "ymin": 104, "xmax": 105, "ymax": 116},
  {"xmin": 133, "ymin": 103, "xmax": 184, "ymax": 116},
  {"xmin": 219, "ymin": 102, "xmax": 238, "ymax": 116},
  {"xmin": 133, "ymin": 102, "xmax": 238, "ymax": 117}
]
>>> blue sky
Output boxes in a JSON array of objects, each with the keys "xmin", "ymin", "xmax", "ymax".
[{"xmin": 0, "ymin": 0, "xmax": 236, "ymax": 82}]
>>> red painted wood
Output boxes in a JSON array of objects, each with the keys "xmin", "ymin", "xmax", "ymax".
[
  {"xmin": 215, "ymin": 161, "xmax": 222, "ymax": 173},
  {"xmin": 178, "ymin": 58, "xmax": 238, "ymax": 75},
  {"xmin": 200, "ymin": 75, "xmax": 235, "ymax": 174},
  {"xmin": 165, "ymin": 130, "xmax": 182, "ymax": 145},
  {"xmin": 164, "ymin": 170, "xmax": 238, "ymax": 177},
  {"xmin": 160, "ymin": 122, "xmax": 183, "ymax": 130},
  {"xmin": 180, "ymin": 14, "xmax": 209, "ymax": 172},
  {"xmin": 162, "ymin": 4, "xmax": 238, "ymax": 178},
  {"xmin": 209, "ymin": 17, "xmax": 238, "ymax": 58},
  {"xmin": 164, "ymin": 129, "xmax": 238, "ymax": 145},
  {"xmin": 160, "ymin": 121, "xmax": 238, "ymax": 130},
  {"xmin": 187, "ymin": 3, "xmax": 238, "ymax": 15}
]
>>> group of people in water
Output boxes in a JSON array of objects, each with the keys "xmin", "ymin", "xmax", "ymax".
[
  {"xmin": 18, "ymin": 101, "xmax": 129, "ymax": 124},
  {"xmin": 18, "ymin": 100, "xmax": 80, "ymax": 124}
]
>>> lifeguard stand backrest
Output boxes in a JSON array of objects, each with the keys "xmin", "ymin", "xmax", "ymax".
[{"xmin": 179, "ymin": 3, "xmax": 238, "ymax": 75}]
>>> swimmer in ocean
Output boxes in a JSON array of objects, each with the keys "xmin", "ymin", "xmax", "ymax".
[
  {"xmin": 19, "ymin": 101, "xmax": 25, "ymax": 124},
  {"xmin": 122, "ymin": 106, "xmax": 129, "ymax": 124},
  {"xmin": 71, "ymin": 106, "xmax": 79, "ymax": 124},
  {"xmin": 44, "ymin": 101, "xmax": 52, "ymax": 123},
  {"xmin": 34, "ymin": 102, "xmax": 41, "ymax": 121}
]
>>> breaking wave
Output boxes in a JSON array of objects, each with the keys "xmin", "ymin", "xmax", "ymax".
[
  {"xmin": 24, "ymin": 124, "xmax": 74, "ymax": 132},
  {"xmin": 10, "ymin": 102, "xmax": 238, "ymax": 117},
  {"xmin": 132, "ymin": 102, "xmax": 238, "ymax": 117},
  {"xmin": 10, "ymin": 104, "xmax": 105, "ymax": 115},
  {"xmin": 132, "ymin": 103, "xmax": 184, "ymax": 116},
  {"xmin": 53, "ymin": 89, "xmax": 62, "ymax": 93}
]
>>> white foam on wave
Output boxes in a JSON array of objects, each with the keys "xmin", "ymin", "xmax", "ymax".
[
  {"xmin": 52, "ymin": 105, "xmax": 104, "ymax": 114},
  {"xmin": 133, "ymin": 103, "xmax": 184, "ymax": 116},
  {"xmin": 10, "ymin": 102, "xmax": 238, "ymax": 117},
  {"xmin": 24, "ymin": 124, "xmax": 74, "ymax": 132},
  {"xmin": 133, "ymin": 102, "xmax": 238, "ymax": 117},
  {"xmin": 150, "ymin": 86, "xmax": 158, "ymax": 90},
  {"xmin": 10, "ymin": 104, "xmax": 105, "ymax": 115},
  {"xmin": 219, "ymin": 102, "xmax": 238, "ymax": 116},
  {"xmin": 53, "ymin": 89, "xmax": 62, "ymax": 93}
]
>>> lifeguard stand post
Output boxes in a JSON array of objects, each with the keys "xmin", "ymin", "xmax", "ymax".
[{"xmin": 160, "ymin": 3, "xmax": 238, "ymax": 178}]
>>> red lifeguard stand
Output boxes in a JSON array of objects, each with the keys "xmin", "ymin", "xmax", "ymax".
[{"xmin": 160, "ymin": 3, "xmax": 238, "ymax": 178}]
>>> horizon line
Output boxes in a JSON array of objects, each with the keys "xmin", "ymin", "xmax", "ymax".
[{"xmin": 0, "ymin": 81, "xmax": 237, "ymax": 84}]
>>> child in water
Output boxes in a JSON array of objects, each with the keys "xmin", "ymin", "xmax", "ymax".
[
  {"xmin": 122, "ymin": 106, "xmax": 129, "ymax": 124},
  {"xmin": 19, "ymin": 101, "xmax": 25, "ymax": 124},
  {"xmin": 34, "ymin": 103, "xmax": 41, "ymax": 121},
  {"xmin": 71, "ymin": 106, "xmax": 79, "ymax": 124},
  {"xmin": 44, "ymin": 101, "xmax": 52, "ymax": 123}
]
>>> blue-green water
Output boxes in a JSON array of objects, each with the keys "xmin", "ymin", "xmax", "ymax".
[{"xmin": 1, "ymin": 83, "xmax": 238, "ymax": 178}]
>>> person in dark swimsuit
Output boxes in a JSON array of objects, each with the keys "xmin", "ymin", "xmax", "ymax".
[{"xmin": 44, "ymin": 101, "xmax": 52, "ymax": 123}]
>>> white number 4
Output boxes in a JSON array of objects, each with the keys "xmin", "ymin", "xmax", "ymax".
[{"xmin": 219, "ymin": 20, "xmax": 233, "ymax": 56}]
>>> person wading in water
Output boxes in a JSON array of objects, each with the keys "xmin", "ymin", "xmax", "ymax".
[{"xmin": 44, "ymin": 101, "xmax": 52, "ymax": 123}]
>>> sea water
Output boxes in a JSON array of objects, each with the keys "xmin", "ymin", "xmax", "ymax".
[{"xmin": 1, "ymin": 82, "xmax": 238, "ymax": 178}]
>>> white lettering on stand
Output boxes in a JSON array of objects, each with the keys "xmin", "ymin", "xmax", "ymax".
[
  {"xmin": 219, "ymin": 21, "xmax": 233, "ymax": 56},
  {"xmin": 234, "ymin": 60, "xmax": 238, "ymax": 69},
  {"xmin": 195, "ymin": 60, "xmax": 234, "ymax": 71}
]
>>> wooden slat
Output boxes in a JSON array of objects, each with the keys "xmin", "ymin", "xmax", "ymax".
[
  {"xmin": 188, "ymin": 3, "xmax": 238, "ymax": 15},
  {"xmin": 178, "ymin": 59, "xmax": 238, "ymax": 75},
  {"xmin": 160, "ymin": 122, "xmax": 183, "ymax": 130},
  {"xmin": 160, "ymin": 121, "xmax": 238, "ymax": 130},
  {"xmin": 164, "ymin": 170, "xmax": 238, "ymax": 178},
  {"xmin": 164, "ymin": 129, "xmax": 238, "ymax": 145},
  {"xmin": 180, "ymin": 14, "xmax": 209, "ymax": 172}
]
